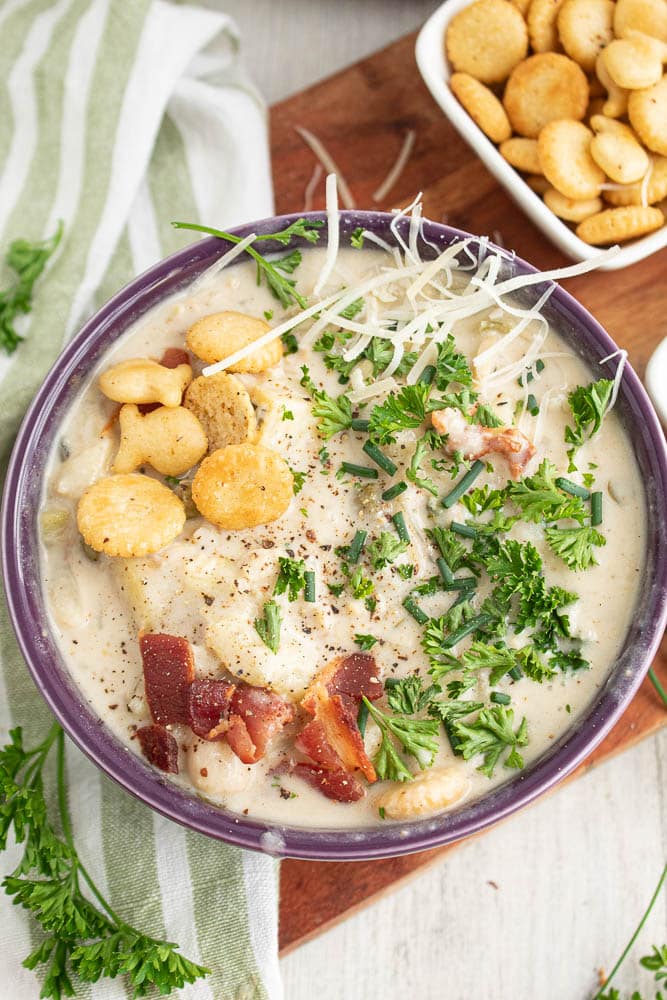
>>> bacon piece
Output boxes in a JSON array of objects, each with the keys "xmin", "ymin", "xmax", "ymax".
[
  {"xmin": 292, "ymin": 763, "xmax": 364, "ymax": 803},
  {"xmin": 295, "ymin": 719, "xmax": 342, "ymax": 770},
  {"xmin": 188, "ymin": 679, "xmax": 235, "ymax": 740},
  {"xmin": 431, "ymin": 406, "xmax": 535, "ymax": 480},
  {"xmin": 225, "ymin": 683, "xmax": 294, "ymax": 765},
  {"xmin": 135, "ymin": 724, "xmax": 179, "ymax": 773},
  {"xmin": 160, "ymin": 347, "xmax": 190, "ymax": 369},
  {"xmin": 140, "ymin": 633, "xmax": 195, "ymax": 726},
  {"xmin": 301, "ymin": 654, "xmax": 381, "ymax": 783}
]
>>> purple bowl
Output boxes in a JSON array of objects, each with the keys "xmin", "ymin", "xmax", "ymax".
[{"xmin": 2, "ymin": 211, "xmax": 667, "ymax": 860}]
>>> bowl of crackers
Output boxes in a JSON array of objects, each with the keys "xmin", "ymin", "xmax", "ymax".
[{"xmin": 416, "ymin": 0, "xmax": 667, "ymax": 268}]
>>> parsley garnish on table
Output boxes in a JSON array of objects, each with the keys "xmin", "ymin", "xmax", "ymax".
[
  {"xmin": 0, "ymin": 725, "xmax": 209, "ymax": 998},
  {"xmin": 0, "ymin": 222, "xmax": 63, "ymax": 354}
]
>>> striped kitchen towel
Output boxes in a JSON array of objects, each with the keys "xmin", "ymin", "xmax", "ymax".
[{"xmin": 0, "ymin": 1, "xmax": 282, "ymax": 998}]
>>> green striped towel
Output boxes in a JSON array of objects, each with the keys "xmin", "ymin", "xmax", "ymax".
[{"xmin": 0, "ymin": 1, "xmax": 282, "ymax": 997}]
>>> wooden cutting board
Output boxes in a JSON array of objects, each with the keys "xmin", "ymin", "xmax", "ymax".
[{"xmin": 269, "ymin": 30, "xmax": 667, "ymax": 955}]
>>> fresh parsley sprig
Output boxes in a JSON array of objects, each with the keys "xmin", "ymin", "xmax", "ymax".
[
  {"xmin": 254, "ymin": 600, "xmax": 282, "ymax": 653},
  {"xmin": 1, "ymin": 222, "xmax": 63, "ymax": 354},
  {"xmin": 362, "ymin": 697, "xmax": 440, "ymax": 781},
  {"xmin": 171, "ymin": 219, "xmax": 323, "ymax": 309},
  {"xmin": 0, "ymin": 725, "xmax": 209, "ymax": 998},
  {"xmin": 300, "ymin": 365, "xmax": 353, "ymax": 439},
  {"xmin": 274, "ymin": 556, "xmax": 308, "ymax": 601},
  {"xmin": 453, "ymin": 704, "xmax": 528, "ymax": 777}
]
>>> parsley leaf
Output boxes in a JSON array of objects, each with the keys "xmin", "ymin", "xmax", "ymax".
[
  {"xmin": 453, "ymin": 705, "xmax": 528, "ymax": 777},
  {"xmin": 368, "ymin": 384, "xmax": 432, "ymax": 444},
  {"xmin": 434, "ymin": 335, "xmax": 473, "ymax": 390},
  {"xmin": 348, "ymin": 565, "xmax": 375, "ymax": 601},
  {"xmin": 0, "ymin": 725, "xmax": 209, "ymax": 997},
  {"xmin": 273, "ymin": 556, "xmax": 307, "ymax": 601},
  {"xmin": 339, "ymin": 297, "xmax": 364, "ymax": 320},
  {"xmin": 386, "ymin": 675, "xmax": 440, "ymax": 715},
  {"xmin": 549, "ymin": 648, "xmax": 590, "ymax": 672},
  {"xmin": 1, "ymin": 222, "xmax": 63, "ymax": 354},
  {"xmin": 364, "ymin": 698, "xmax": 440, "ymax": 778},
  {"xmin": 354, "ymin": 634, "xmax": 378, "ymax": 651},
  {"xmin": 565, "ymin": 378, "xmax": 614, "ymax": 451},
  {"xmin": 406, "ymin": 438, "xmax": 439, "ymax": 496},
  {"xmin": 427, "ymin": 526, "xmax": 475, "ymax": 573},
  {"xmin": 291, "ymin": 468, "xmax": 307, "ymax": 494},
  {"xmin": 281, "ymin": 331, "xmax": 298, "ymax": 354},
  {"xmin": 507, "ymin": 459, "xmax": 587, "ymax": 523},
  {"xmin": 300, "ymin": 365, "xmax": 353, "ymax": 438},
  {"xmin": 350, "ymin": 227, "xmax": 365, "ymax": 249},
  {"xmin": 254, "ymin": 600, "xmax": 282, "ymax": 652},
  {"xmin": 545, "ymin": 525, "xmax": 606, "ymax": 571},
  {"xmin": 461, "ymin": 484, "xmax": 506, "ymax": 515},
  {"xmin": 368, "ymin": 532, "xmax": 409, "ymax": 571}
]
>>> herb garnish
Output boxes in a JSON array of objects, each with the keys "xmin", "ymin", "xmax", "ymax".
[
  {"xmin": 274, "ymin": 557, "xmax": 308, "ymax": 601},
  {"xmin": 368, "ymin": 532, "xmax": 409, "ymax": 571},
  {"xmin": 254, "ymin": 600, "xmax": 282, "ymax": 653},
  {"xmin": 172, "ymin": 218, "xmax": 323, "ymax": 309},
  {"xmin": 362, "ymin": 698, "xmax": 440, "ymax": 781},
  {"xmin": 300, "ymin": 365, "xmax": 353, "ymax": 438},
  {"xmin": 0, "ymin": 725, "xmax": 209, "ymax": 997},
  {"xmin": 453, "ymin": 704, "xmax": 528, "ymax": 777},
  {"xmin": 1, "ymin": 222, "xmax": 63, "ymax": 354}
]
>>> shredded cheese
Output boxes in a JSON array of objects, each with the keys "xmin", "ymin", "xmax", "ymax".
[
  {"xmin": 190, "ymin": 233, "xmax": 257, "ymax": 294},
  {"xmin": 294, "ymin": 127, "xmax": 356, "ymax": 209},
  {"xmin": 599, "ymin": 348, "xmax": 628, "ymax": 412},
  {"xmin": 313, "ymin": 173, "xmax": 341, "ymax": 297},
  {"xmin": 372, "ymin": 130, "xmax": 417, "ymax": 203}
]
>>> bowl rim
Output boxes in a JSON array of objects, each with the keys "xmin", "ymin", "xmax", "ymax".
[
  {"xmin": 415, "ymin": 0, "xmax": 667, "ymax": 270},
  {"xmin": 2, "ymin": 209, "xmax": 667, "ymax": 860}
]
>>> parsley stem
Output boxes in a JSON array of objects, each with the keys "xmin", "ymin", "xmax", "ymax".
[
  {"xmin": 450, "ymin": 521, "xmax": 477, "ymax": 538},
  {"xmin": 437, "ymin": 557, "xmax": 455, "ymax": 585},
  {"xmin": 357, "ymin": 700, "xmax": 369, "ymax": 737},
  {"xmin": 55, "ymin": 727, "xmax": 123, "ymax": 928},
  {"xmin": 351, "ymin": 418, "xmax": 370, "ymax": 431},
  {"xmin": 442, "ymin": 613, "xmax": 492, "ymax": 649},
  {"xmin": 649, "ymin": 667, "xmax": 667, "ymax": 709},
  {"xmin": 347, "ymin": 529, "xmax": 367, "ymax": 564},
  {"xmin": 591, "ymin": 863, "xmax": 667, "ymax": 1000},
  {"xmin": 392, "ymin": 511, "xmax": 410, "ymax": 543},
  {"xmin": 382, "ymin": 481, "xmax": 407, "ymax": 502},
  {"xmin": 171, "ymin": 221, "xmax": 309, "ymax": 309},
  {"xmin": 556, "ymin": 476, "xmax": 591, "ymax": 500},
  {"xmin": 591, "ymin": 491, "xmax": 603, "ymax": 526},
  {"xmin": 442, "ymin": 460, "xmax": 485, "ymax": 509},
  {"xmin": 402, "ymin": 596, "xmax": 429, "ymax": 625},
  {"xmin": 362, "ymin": 440, "xmax": 397, "ymax": 475},
  {"xmin": 304, "ymin": 571, "xmax": 316, "ymax": 603},
  {"xmin": 340, "ymin": 462, "xmax": 378, "ymax": 479}
]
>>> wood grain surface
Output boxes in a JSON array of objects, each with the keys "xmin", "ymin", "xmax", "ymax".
[{"xmin": 269, "ymin": 30, "xmax": 667, "ymax": 956}]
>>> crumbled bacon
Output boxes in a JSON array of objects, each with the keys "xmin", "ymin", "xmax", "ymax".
[
  {"xmin": 135, "ymin": 724, "xmax": 179, "ymax": 773},
  {"xmin": 295, "ymin": 719, "xmax": 341, "ymax": 771},
  {"xmin": 188, "ymin": 679, "xmax": 235, "ymax": 740},
  {"xmin": 160, "ymin": 347, "xmax": 190, "ymax": 369},
  {"xmin": 300, "ymin": 653, "xmax": 381, "ymax": 784},
  {"xmin": 292, "ymin": 763, "xmax": 365, "ymax": 803},
  {"xmin": 431, "ymin": 406, "xmax": 535, "ymax": 479},
  {"xmin": 140, "ymin": 633, "xmax": 195, "ymax": 726},
  {"xmin": 225, "ymin": 683, "xmax": 294, "ymax": 765}
]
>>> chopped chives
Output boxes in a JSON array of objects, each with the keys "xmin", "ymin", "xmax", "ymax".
[
  {"xmin": 442, "ymin": 613, "xmax": 492, "ymax": 649},
  {"xmin": 351, "ymin": 418, "xmax": 370, "ymax": 432},
  {"xmin": 417, "ymin": 364, "xmax": 436, "ymax": 385},
  {"xmin": 450, "ymin": 521, "xmax": 477, "ymax": 538},
  {"xmin": 402, "ymin": 596, "xmax": 429, "ymax": 625},
  {"xmin": 491, "ymin": 691, "xmax": 511, "ymax": 705},
  {"xmin": 348, "ymin": 529, "xmax": 367, "ymax": 564},
  {"xmin": 304, "ymin": 570, "xmax": 316, "ymax": 603},
  {"xmin": 451, "ymin": 590, "xmax": 472, "ymax": 609},
  {"xmin": 556, "ymin": 476, "xmax": 590, "ymax": 499},
  {"xmin": 508, "ymin": 666, "xmax": 523, "ymax": 681},
  {"xmin": 526, "ymin": 393, "xmax": 539, "ymax": 416},
  {"xmin": 591, "ymin": 491, "xmax": 603, "ymax": 526},
  {"xmin": 436, "ymin": 557, "xmax": 455, "ymax": 585},
  {"xmin": 362, "ymin": 440, "xmax": 398, "ymax": 476},
  {"xmin": 443, "ymin": 577, "xmax": 477, "ymax": 592},
  {"xmin": 340, "ymin": 462, "xmax": 378, "ymax": 479},
  {"xmin": 382, "ymin": 481, "xmax": 407, "ymax": 502},
  {"xmin": 384, "ymin": 677, "xmax": 401, "ymax": 688},
  {"xmin": 392, "ymin": 511, "xmax": 410, "ymax": 543},
  {"xmin": 357, "ymin": 699, "xmax": 369, "ymax": 736},
  {"xmin": 442, "ymin": 460, "xmax": 485, "ymax": 509}
]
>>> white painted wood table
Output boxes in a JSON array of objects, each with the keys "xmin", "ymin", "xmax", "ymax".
[{"xmin": 221, "ymin": 2, "xmax": 667, "ymax": 997}]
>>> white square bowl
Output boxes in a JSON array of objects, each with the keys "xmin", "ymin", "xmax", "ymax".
[{"xmin": 415, "ymin": 0, "xmax": 667, "ymax": 270}]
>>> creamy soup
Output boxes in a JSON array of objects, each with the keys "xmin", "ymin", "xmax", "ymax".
[{"xmin": 40, "ymin": 230, "xmax": 645, "ymax": 828}]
